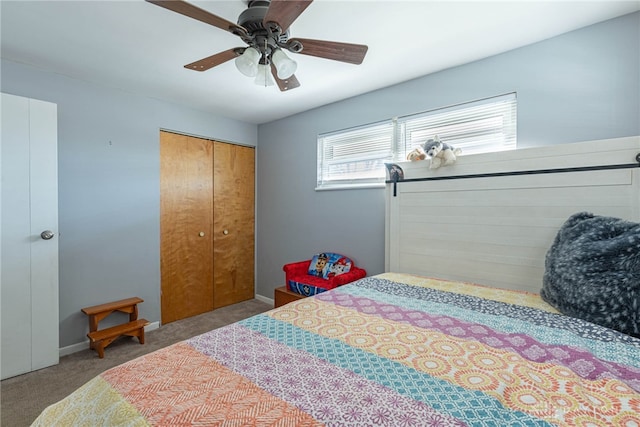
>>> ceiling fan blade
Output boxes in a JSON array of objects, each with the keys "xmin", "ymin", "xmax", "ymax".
[
  {"xmin": 270, "ymin": 63, "xmax": 301, "ymax": 92},
  {"xmin": 184, "ymin": 49, "xmax": 240, "ymax": 72},
  {"xmin": 288, "ymin": 38, "xmax": 368, "ymax": 65},
  {"xmin": 264, "ymin": 0, "xmax": 313, "ymax": 32},
  {"xmin": 146, "ymin": 0, "xmax": 241, "ymax": 34}
]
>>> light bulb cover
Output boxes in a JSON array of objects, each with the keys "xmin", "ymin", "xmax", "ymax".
[
  {"xmin": 254, "ymin": 63, "xmax": 274, "ymax": 87},
  {"xmin": 235, "ymin": 47, "xmax": 260, "ymax": 77},
  {"xmin": 271, "ymin": 48, "xmax": 297, "ymax": 79}
]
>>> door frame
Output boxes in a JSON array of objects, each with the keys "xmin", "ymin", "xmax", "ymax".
[{"xmin": 159, "ymin": 130, "xmax": 256, "ymax": 324}]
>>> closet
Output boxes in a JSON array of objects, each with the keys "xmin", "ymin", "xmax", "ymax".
[
  {"xmin": 1, "ymin": 93, "xmax": 59, "ymax": 379},
  {"xmin": 160, "ymin": 131, "xmax": 254, "ymax": 324}
]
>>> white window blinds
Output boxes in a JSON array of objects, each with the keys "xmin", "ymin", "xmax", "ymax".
[
  {"xmin": 317, "ymin": 120, "xmax": 394, "ymax": 190},
  {"xmin": 316, "ymin": 93, "xmax": 517, "ymax": 190},
  {"xmin": 398, "ymin": 93, "xmax": 517, "ymax": 158}
]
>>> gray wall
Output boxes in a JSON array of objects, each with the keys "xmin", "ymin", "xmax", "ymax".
[
  {"xmin": 1, "ymin": 59, "xmax": 257, "ymax": 347},
  {"xmin": 255, "ymin": 12, "xmax": 640, "ymax": 298}
]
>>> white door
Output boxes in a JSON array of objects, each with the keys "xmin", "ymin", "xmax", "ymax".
[{"xmin": 1, "ymin": 93, "xmax": 59, "ymax": 380}]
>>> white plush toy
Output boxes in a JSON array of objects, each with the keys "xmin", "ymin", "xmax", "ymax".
[{"xmin": 422, "ymin": 135, "xmax": 462, "ymax": 169}]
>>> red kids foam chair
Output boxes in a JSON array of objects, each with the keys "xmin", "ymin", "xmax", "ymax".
[{"xmin": 283, "ymin": 252, "xmax": 367, "ymax": 296}]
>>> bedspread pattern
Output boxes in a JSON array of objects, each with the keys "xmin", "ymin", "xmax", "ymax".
[{"xmin": 33, "ymin": 274, "xmax": 640, "ymax": 426}]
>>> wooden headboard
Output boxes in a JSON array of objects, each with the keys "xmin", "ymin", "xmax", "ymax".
[{"xmin": 385, "ymin": 136, "xmax": 640, "ymax": 293}]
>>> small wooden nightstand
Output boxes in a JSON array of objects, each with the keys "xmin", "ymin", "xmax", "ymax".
[{"xmin": 274, "ymin": 286, "xmax": 307, "ymax": 308}]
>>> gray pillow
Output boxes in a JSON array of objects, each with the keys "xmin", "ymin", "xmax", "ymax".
[{"xmin": 541, "ymin": 212, "xmax": 640, "ymax": 337}]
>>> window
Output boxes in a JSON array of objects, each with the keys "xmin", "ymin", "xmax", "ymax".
[
  {"xmin": 398, "ymin": 93, "xmax": 517, "ymax": 157},
  {"xmin": 316, "ymin": 93, "xmax": 517, "ymax": 190},
  {"xmin": 317, "ymin": 121, "xmax": 394, "ymax": 189}
]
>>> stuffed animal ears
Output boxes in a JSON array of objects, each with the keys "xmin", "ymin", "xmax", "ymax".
[{"xmin": 422, "ymin": 135, "xmax": 442, "ymax": 150}]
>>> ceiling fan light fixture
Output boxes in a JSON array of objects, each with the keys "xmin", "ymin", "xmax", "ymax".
[
  {"xmin": 271, "ymin": 48, "xmax": 297, "ymax": 79},
  {"xmin": 146, "ymin": 0, "xmax": 369, "ymax": 91},
  {"xmin": 254, "ymin": 63, "xmax": 274, "ymax": 87},
  {"xmin": 235, "ymin": 47, "xmax": 260, "ymax": 77}
]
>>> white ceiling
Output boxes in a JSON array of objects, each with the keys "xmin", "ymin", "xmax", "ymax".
[{"xmin": 2, "ymin": 1, "xmax": 638, "ymax": 124}]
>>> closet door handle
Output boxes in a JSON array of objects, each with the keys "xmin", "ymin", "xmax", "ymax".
[{"xmin": 223, "ymin": 229, "xmax": 229, "ymax": 235}]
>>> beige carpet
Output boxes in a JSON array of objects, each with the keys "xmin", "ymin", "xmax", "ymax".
[{"xmin": 1, "ymin": 298, "xmax": 272, "ymax": 427}]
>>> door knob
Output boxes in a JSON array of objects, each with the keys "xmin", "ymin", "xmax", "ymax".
[
  {"xmin": 223, "ymin": 229, "xmax": 229, "ymax": 235},
  {"xmin": 199, "ymin": 231, "xmax": 205, "ymax": 237},
  {"xmin": 40, "ymin": 230, "xmax": 55, "ymax": 240}
]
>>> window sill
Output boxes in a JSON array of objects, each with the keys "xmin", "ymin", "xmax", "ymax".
[{"xmin": 315, "ymin": 183, "xmax": 385, "ymax": 191}]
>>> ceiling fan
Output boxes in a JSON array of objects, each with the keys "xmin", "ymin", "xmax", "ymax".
[{"xmin": 146, "ymin": 0, "xmax": 368, "ymax": 91}]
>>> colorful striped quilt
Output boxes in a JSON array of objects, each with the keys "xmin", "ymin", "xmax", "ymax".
[{"xmin": 33, "ymin": 273, "xmax": 640, "ymax": 426}]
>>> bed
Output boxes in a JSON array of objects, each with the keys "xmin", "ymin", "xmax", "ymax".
[{"xmin": 34, "ymin": 137, "xmax": 640, "ymax": 426}]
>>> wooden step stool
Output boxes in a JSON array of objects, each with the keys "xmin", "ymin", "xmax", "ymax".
[{"xmin": 81, "ymin": 297, "xmax": 149, "ymax": 358}]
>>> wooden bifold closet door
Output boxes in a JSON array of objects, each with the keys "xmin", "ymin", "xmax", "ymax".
[{"xmin": 160, "ymin": 131, "xmax": 254, "ymax": 324}]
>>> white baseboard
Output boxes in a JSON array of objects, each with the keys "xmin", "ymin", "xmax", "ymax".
[
  {"xmin": 145, "ymin": 321, "xmax": 160, "ymax": 333},
  {"xmin": 59, "ymin": 321, "xmax": 160, "ymax": 357},
  {"xmin": 255, "ymin": 294, "xmax": 274, "ymax": 307},
  {"xmin": 59, "ymin": 341, "xmax": 89, "ymax": 357}
]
